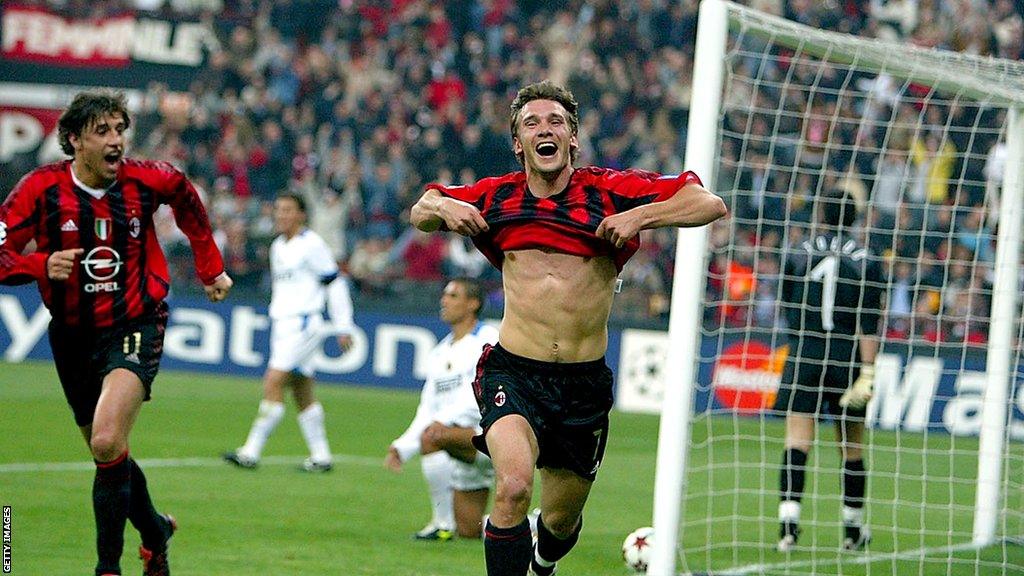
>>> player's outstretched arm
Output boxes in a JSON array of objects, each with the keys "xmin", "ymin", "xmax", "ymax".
[
  {"xmin": 641, "ymin": 182, "xmax": 728, "ymax": 228},
  {"xmin": 0, "ymin": 175, "xmax": 51, "ymax": 285},
  {"xmin": 324, "ymin": 274, "xmax": 356, "ymax": 350},
  {"xmin": 596, "ymin": 183, "xmax": 727, "ymax": 248},
  {"xmin": 159, "ymin": 165, "xmax": 228, "ymax": 287},
  {"xmin": 411, "ymin": 189, "xmax": 488, "ymax": 236}
]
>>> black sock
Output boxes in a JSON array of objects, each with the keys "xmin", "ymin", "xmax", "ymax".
[
  {"xmin": 532, "ymin": 513, "xmax": 582, "ymax": 574},
  {"xmin": 780, "ymin": 448, "xmax": 808, "ymax": 502},
  {"xmin": 127, "ymin": 458, "xmax": 168, "ymax": 551},
  {"xmin": 843, "ymin": 458, "xmax": 866, "ymax": 509},
  {"xmin": 93, "ymin": 452, "xmax": 131, "ymax": 575},
  {"xmin": 483, "ymin": 518, "xmax": 532, "ymax": 576}
]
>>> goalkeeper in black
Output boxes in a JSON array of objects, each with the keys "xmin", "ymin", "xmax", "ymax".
[{"xmin": 773, "ymin": 189, "xmax": 885, "ymax": 553}]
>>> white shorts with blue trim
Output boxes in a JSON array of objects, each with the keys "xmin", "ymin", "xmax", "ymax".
[{"xmin": 268, "ymin": 314, "xmax": 325, "ymax": 377}]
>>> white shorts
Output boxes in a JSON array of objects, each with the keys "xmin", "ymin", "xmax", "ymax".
[
  {"xmin": 451, "ymin": 452, "xmax": 494, "ymax": 492},
  {"xmin": 268, "ymin": 314, "xmax": 325, "ymax": 377}
]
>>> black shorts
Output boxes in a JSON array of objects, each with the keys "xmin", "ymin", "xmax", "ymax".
[
  {"xmin": 48, "ymin": 302, "xmax": 169, "ymax": 426},
  {"xmin": 471, "ymin": 343, "xmax": 614, "ymax": 482},
  {"xmin": 772, "ymin": 357, "xmax": 866, "ymax": 419}
]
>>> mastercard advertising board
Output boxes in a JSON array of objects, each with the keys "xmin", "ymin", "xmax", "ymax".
[
  {"xmin": 616, "ymin": 329, "xmax": 787, "ymax": 415},
  {"xmin": 710, "ymin": 340, "xmax": 788, "ymax": 415},
  {"xmin": 614, "ymin": 328, "xmax": 1024, "ymax": 440}
]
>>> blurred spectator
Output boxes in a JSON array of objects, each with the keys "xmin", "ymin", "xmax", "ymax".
[
  {"xmin": 909, "ymin": 130, "xmax": 956, "ymax": 205},
  {"xmin": 887, "ymin": 260, "xmax": 912, "ymax": 326},
  {"xmin": 870, "ymin": 148, "xmax": 909, "ymax": 220},
  {"xmin": 348, "ymin": 237, "xmax": 394, "ymax": 295},
  {"xmin": 396, "ymin": 228, "xmax": 448, "ymax": 283},
  {"xmin": 955, "ymin": 206, "xmax": 995, "ymax": 264},
  {"xmin": 221, "ymin": 218, "xmax": 261, "ymax": 289},
  {"xmin": 361, "ymin": 160, "xmax": 403, "ymax": 240}
]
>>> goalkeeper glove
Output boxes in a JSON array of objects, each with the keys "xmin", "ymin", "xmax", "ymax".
[{"xmin": 839, "ymin": 366, "xmax": 874, "ymax": 410}]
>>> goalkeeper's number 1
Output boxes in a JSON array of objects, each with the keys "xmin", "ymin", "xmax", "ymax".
[{"xmin": 809, "ymin": 255, "xmax": 838, "ymax": 331}]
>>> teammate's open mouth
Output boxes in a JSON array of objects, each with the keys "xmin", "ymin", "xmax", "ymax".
[
  {"xmin": 536, "ymin": 142, "xmax": 558, "ymax": 157},
  {"xmin": 104, "ymin": 151, "xmax": 122, "ymax": 165}
]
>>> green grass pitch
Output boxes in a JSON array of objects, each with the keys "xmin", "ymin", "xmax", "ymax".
[{"xmin": 1, "ymin": 360, "xmax": 1021, "ymax": 575}]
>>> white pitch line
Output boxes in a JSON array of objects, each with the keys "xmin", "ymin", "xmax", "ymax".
[
  {"xmin": 0, "ymin": 453, "xmax": 380, "ymax": 473},
  {"xmin": 714, "ymin": 541, "xmax": 981, "ymax": 575}
]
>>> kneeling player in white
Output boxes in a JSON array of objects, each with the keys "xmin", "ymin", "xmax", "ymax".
[
  {"xmin": 224, "ymin": 194, "xmax": 355, "ymax": 472},
  {"xmin": 386, "ymin": 278, "xmax": 498, "ymax": 539}
]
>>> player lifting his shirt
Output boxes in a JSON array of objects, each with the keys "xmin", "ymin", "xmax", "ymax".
[{"xmin": 410, "ymin": 80, "xmax": 727, "ymax": 576}]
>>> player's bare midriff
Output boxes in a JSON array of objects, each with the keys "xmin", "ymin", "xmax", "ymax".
[{"xmin": 498, "ymin": 248, "xmax": 617, "ymax": 363}]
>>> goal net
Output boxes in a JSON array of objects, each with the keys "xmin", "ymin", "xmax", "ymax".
[{"xmin": 647, "ymin": 1, "xmax": 1024, "ymax": 575}]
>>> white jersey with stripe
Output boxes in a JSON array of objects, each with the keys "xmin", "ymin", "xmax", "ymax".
[
  {"xmin": 268, "ymin": 229, "xmax": 353, "ymax": 333},
  {"xmin": 391, "ymin": 321, "xmax": 499, "ymax": 462}
]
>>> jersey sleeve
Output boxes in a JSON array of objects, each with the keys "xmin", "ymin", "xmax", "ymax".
[
  {"xmin": 422, "ymin": 179, "xmax": 496, "ymax": 233},
  {"xmin": 0, "ymin": 173, "xmax": 49, "ymax": 285},
  {"xmin": 308, "ymin": 235, "xmax": 355, "ymax": 334},
  {"xmin": 602, "ymin": 169, "xmax": 703, "ymax": 212},
  {"xmin": 859, "ymin": 257, "xmax": 885, "ymax": 336},
  {"xmin": 325, "ymin": 277, "xmax": 355, "ymax": 334},
  {"xmin": 154, "ymin": 164, "xmax": 225, "ymax": 285},
  {"xmin": 424, "ymin": 180, "xmax": 488, "ymax": 205},
  {"xmin": 308, "ymin": 234, "xmax": 340, "ymax": 279},
  {"xmin": 391, "ymin": 369, "xmax": 439, "ymax": 462}
]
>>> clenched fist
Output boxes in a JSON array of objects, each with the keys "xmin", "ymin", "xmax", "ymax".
[
  {"xmin": 204, "ymin": 272, "xmax": 233, "ymax": 302},
  {"xmin": 47, "ymin": 248, "xmax": 84, "ymax": 281}
]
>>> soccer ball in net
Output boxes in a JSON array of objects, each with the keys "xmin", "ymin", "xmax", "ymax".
[{"xmin": 621, "ymin": 527, "xmax": 655, "ymax": 573}]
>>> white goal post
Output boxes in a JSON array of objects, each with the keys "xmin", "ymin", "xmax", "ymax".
[{"xmin": 650, "ymin": 1, "xmax": 1024, "ymax": 575}]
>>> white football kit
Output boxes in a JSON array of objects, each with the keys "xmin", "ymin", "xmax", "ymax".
[
  {"xmin": 392, "ymin": 321, "xmax": 499, "ymax": 490},
  {"xmin": 268, "ymin": 229, "xmax": 355, "ymax": 376}
]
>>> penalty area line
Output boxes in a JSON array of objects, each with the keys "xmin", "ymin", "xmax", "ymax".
[
  {"xmin": 713, "ymin": 541, "xmax": 980, "ymax": 575},
  {"xmin": 0, "ymin": 453, "xmax": 380, "ymax": 473}
]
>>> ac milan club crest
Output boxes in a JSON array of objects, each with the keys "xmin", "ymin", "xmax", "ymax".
[
  {"xmin": 494, "ymin": 390, "xmax": 506, "ymax": 407},
  {"xmin": 94, "ymin": 218, "xmax": 112, "ymax": 240},
  {"xmin": 129, "ymin": 217, "xmax": 141, "ymax": 238}
]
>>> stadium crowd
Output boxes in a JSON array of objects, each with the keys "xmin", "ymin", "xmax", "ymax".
[{"xmin": 14, "ymin": 0, "xmax": 1024, "ymax": 342}]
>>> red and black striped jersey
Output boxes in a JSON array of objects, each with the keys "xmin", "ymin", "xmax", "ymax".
[
  {"xmin": 0, "ymin": 159, "xmax": 225, "ymax": 328},
  {"xmin": 427, "ymin": 166, "xmax": 702, "ymax": 272}
]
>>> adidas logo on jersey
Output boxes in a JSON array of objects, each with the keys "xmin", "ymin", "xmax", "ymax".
[
  {"xmin": 61, "ymin": 219, "xmax": 78, "ymax": 232},
  {"xmin": 125, "ymin": 352, "xmax": 141, "ymax": 364}
]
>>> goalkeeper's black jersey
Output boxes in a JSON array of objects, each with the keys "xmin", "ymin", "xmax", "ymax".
[{"xmin": 781, "ymin": 232, "xmax": 885, "ymax": 363}]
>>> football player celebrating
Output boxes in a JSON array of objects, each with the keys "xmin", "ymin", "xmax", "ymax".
[
  {"xmin": 410, "ymin": 80, "xmax": 726, "ymax": 576},
  {"xmin": 0, "ymin": 90, "xmax": 232, "ymax": 576}
]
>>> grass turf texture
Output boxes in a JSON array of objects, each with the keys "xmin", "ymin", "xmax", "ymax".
[{"xmin": 1, "ymin": 360, "xmax": 1021, "ymax": 575}]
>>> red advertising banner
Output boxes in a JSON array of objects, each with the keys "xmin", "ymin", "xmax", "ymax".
[
  {"xmin": 0, "ymin": 104, "xmax": 65, "ymax": 192},
  {"xmin": 2, "ymin": 5, "xmax": 134, "ymax": 68},
  {"xmin": 0, "ymin": 4, "xmax": 212, "ymax": 89},
  {"xmin": 0, "ymin": 104, "xmax": 62, "ymax": 158}
]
